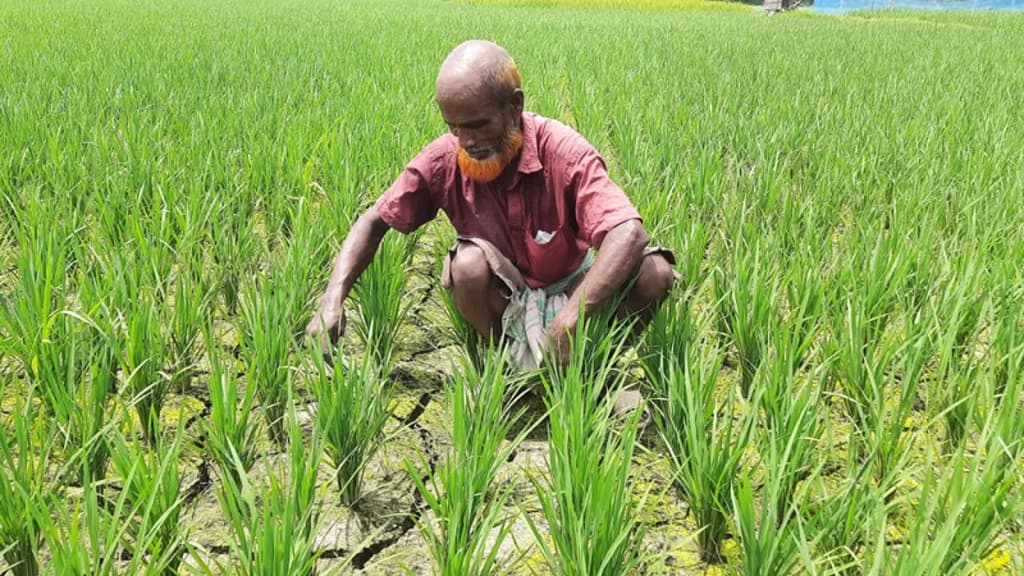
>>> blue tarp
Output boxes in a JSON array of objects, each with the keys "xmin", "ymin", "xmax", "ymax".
[{"xmin": 813, "ymin": 0, "xmax": 1023, "ymax": 13}]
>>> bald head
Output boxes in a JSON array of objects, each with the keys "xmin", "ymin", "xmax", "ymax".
[{"xmin": 436, "ymin": 40, "xmax": 521, "ymax": 107}]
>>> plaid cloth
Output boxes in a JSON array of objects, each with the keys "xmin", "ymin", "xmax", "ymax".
[{"xmin": 502, "ymin": 251, "xmax": 594, "ymax": 371}]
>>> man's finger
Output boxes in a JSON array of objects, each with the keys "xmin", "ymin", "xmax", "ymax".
[
  {"xmin": 321, "ymin": 344, "xmax": 335, "ymax": 368},
  {"xmin": 318, "ymin": 324, "xmax": 337, "ymax": 367},
  {"xmin": 303, "ymin": 317, "xmax": 318, "ymax": 342}
]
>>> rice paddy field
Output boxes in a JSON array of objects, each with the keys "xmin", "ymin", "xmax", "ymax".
[{"xmin": 2, "ymin": 0, "xmax": 1024, "ymax": 574}]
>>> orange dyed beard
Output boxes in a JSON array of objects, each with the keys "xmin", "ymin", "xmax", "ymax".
[{"xmin": 457, "ymin": 128, "xmax": 524, "ymax": 183}]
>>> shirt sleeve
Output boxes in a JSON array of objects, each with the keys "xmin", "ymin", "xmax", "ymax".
[
  {"xmin": 570, "ymin": 147, "xmax": 642, "ymax": 247},
  {"xmin": 374, "ymin": 144, "xmax": 441, "ymax": 234}
]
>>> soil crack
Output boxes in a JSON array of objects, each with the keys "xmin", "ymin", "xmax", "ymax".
[{"xmin": 351, "ymin": 419, "xmax": 439, "ymax": 569}]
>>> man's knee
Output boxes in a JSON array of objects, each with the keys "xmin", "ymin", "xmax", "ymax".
[
  {"xmin": 633, "ymin": 253, "xmax": 676, "ymax": 306},
  {"xmin": 449, "ymin": 243, "xmax": 492, "ymax": 291}
]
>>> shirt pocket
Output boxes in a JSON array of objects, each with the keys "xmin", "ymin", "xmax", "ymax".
[{"xmin": 523, "ymin": 226, "xmax": 575, "ymax": 287}]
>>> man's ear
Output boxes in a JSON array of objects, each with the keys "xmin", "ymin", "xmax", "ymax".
[{"xmin": 509, "ymin": 89, "xmax": 524, "ymax": 115}]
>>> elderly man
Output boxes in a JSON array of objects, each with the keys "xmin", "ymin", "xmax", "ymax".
[{"xmin": 307, "ymin": 40, "xmax": 676, "ymax": 382}]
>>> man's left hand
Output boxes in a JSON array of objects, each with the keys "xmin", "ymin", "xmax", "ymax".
[{"xmin": 546, "ymin": 309, "xmax": 575, "ymax": 366}]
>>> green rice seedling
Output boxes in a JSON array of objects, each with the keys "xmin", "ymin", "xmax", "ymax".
[
  {"xmin": 210, "ymin": 390, "xmax": 325, "ymax": 576},
  {"xmin": 89, "ymin": 182, "xmax": 134, "ymax": 249},
  {"xmin": 827, "ymin": 227, "xmax": 909, "ymax": 396},
  {"xmin": 0, "ymin": 193, "xmax": 71, "ymax": 389},
  {"xmin": 712, "ymin": 236, "xmax": 777, "ymax": 398},
  {"xmin": 838, "ymin": 367, "xmax": 920, "ymax": 492},
  {"xmin": 204, "ymin": 326, "xmax": 261, "ymax": 492},
  {"xmin": 929, "ymin": 255, "xmax": 986, "ymax": 373},
  {"xmin": 126, "ymin": 200, "xmax": 178, "ymax": 296},
  {"xmin": 33, "ymin": 463, "xmax": 139, "ymax": 575},
  {"xmin": 282, "ymin": 197, "xmax": 335, "ymax": 311},
  {"xmin": 823, "ymin": 303, "xmax": 868, "ymax": 411},
  {"xmin": 103, "ymin": 231, "xmax": 170, "ymax": 447},
  {"xmin": 645, "ymin": 304, "xmax": 751, "ymax": 563},
  {"xmin": 210, "ymin": 196, "xmax": 258, "ymax": 316},
  {"xmin": 673, "ymin": 217, "xmax": 711, "ymax": 302},
  {"xmin": 258, "ymin": 173, "xmax": 311, "ymax": 250},
  {"xmin": 926, "ymin": 256, "xmax": 987, "ymax": 450},
  {"xmin": 107, "ymin": 427, "xmax": 188, "ymax": 575},
  {"xmin": 936, "ymin": 361, "xmax": 981, "ymax": 453},
  {"xmin": 835, "ymin": 307, "xmax": 933, "ymax": 493},
  {"xmin": 439, "ymin": 282, "xmax": 484, "ymax": 371},
  {"xmin": 662, "ymin": 357, "xmax": 752, "ymax": 563},
  {"xmin": 760, "ymin": 255, "xmax": 825, "ymax": 433},
  {"xmin": 527, "ymin": 311, "xmax": 646, "ymax": 576},
  {"xmin": 409, "ymin": 347, "xmax": 536, "ymax": 576},
  {"xmin": 239, "ymin": 272, "xmax": 302, "ymax": 446},
  {"xmin": 34, "ymin": 312, "xmax": 116, "ymax": 484},
  {"xmin": 771, "ymin": 192, "xmax": 835, "ymax": 271},
  {"xmin": 991, "ymin": 348, "xmax": 1024, "ymax": 459},
  {"xmin": 989, "ymin": 286, "xmax": 1024, "ymax": 398},
  {"xmin": 120, "ymin": 286, "xmax": 170, "ymax": 445},
  {"xmin": 864, "ymin": 324, "xmax": 932, "ymax": 491},
  {"xmin": 307, "ymin": 343, "xmax": 392, "ymax": 510},
  {"xmin": 70, "ymin": 255, "xmax": 126, "ymax": 481},
  {"xmin": 780, "ymin": 254, "xmax": 825, "ymax": 373},
  {"xmin": 77, "ymin": 345, "xmax": 116, "ymax": 484},
  {"xmin": 732, "ymin": 469, "xmax": 814, "ymax": 576},
  {"xmin": 737, "ymin": 269, "xmax": 827, "ymax": 574},
  {"xmin": 261, "ymin": 196, "xmax": 337, "ymax": 343},
  {"xmin": 32, "ymin": 313, "xmax": 85, "ymax": 449},
  {"xmin": 638, "ymin": 292, "xmax": 694, "ymax": 378},
  {"xmin": 69, "ymin": 422, "xmax": 186, "ymax": 573},
  {"xmin": 826, "ymin": 290, "xmax": 911, "ymax": 466},
  {"xmin": 755, "ymin": 359, "xmax": 824, "ymax": 531},
  {"xmin": 350, "ymin": 231, "xmax": 417, "ymax": 375},
  {"xmin": 168, "ymin": 184, "xmax": 217, "ymax": 256},
  {"xmin": 164, "ymin": 248, "xmax": 212, "ymax": 394},
  {"xmin": 803, "ymin": 460, "xmax": 886, "ymax": 575},
  {"xmin": 0, "ymin": 386, "xmax": 51, "ymax": 576},
  {"xmin": 33, "ymin": 430, "xmax": 188, "ymax": 576},
  {"xmin": 863, "ymin": 415, "xmax": 1022, "ymax": 576}
]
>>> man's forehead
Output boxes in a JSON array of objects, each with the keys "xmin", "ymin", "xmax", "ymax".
[
  {"xmin": 436, "ymin": 67, "xmax": 488, "ymax": 101},
  {"xmin": 436, "ymin": 77, "xmax": 499, "ymax": 117}
]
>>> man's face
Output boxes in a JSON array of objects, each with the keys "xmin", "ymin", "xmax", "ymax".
[{"xmin": 438, "ymin": 89, "xmax": 523, "ymax": 183}]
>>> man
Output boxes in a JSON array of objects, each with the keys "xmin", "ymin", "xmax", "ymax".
[{"xmin": 307, "ymin": 40, "xmax": 676, "ymax": 386}]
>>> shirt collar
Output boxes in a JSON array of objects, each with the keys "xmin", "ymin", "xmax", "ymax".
[{"xmin": 517, "ymin": 112, "xmax": 543, "ymax": 175}]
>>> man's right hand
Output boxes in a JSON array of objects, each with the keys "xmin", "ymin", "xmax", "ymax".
[{"xmin": 306, "ymin": 301, "xmax": 346, "ymax": 356}]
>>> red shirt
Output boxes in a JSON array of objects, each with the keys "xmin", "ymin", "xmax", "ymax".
[{"xmin": 375, "ymin": 112, "xmax": 641, "ymax": 288}]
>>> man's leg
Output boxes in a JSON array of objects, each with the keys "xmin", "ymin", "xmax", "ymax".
[
  {"xmin": 618, "ymin": 251, "xmax": 677, "ymax": 323},
  {"xmin": 448, "ymin": 242, "xmax": 510, "ymax": 341}
]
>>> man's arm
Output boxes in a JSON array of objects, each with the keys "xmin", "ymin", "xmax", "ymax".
[
  {"xmin": 547, "ymin": 218, "xmax": 649, "ymax": 360},
  {"xmin": 306, "ymin": 206, "xmax": 391, "ymax": 349}
]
